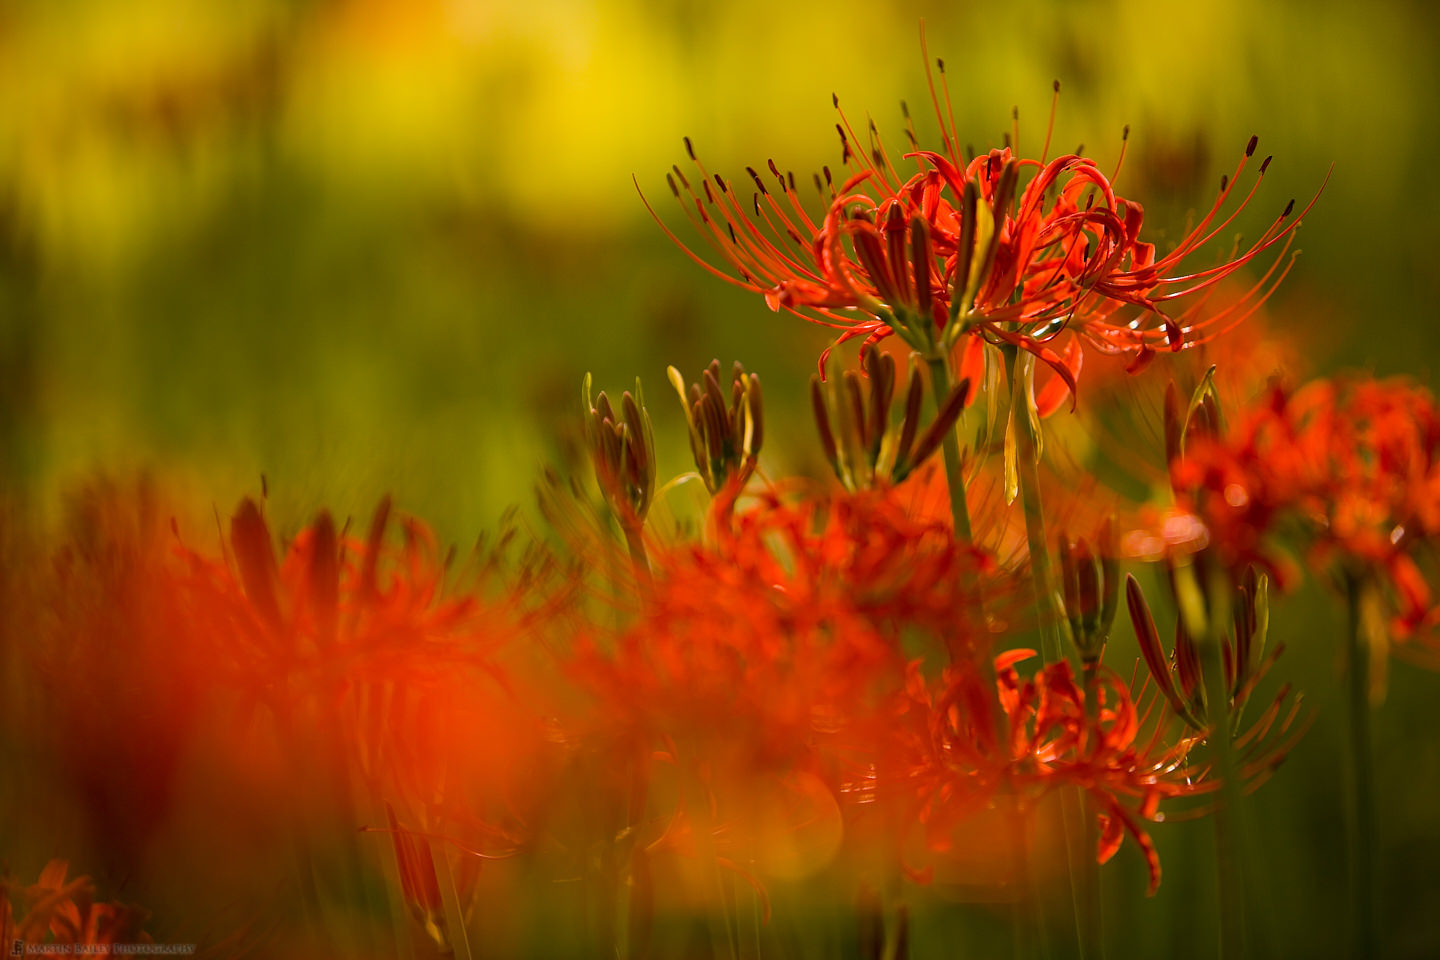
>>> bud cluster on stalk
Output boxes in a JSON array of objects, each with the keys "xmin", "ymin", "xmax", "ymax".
[
  {"xmin": 668, "ymin": 359, "xmax": 764, "ymax": 496},
  {"xmin": 811, "ymin": 350, "xmax": 969, "ymax": 491},
  {"xmin": 1057, "ymin": 520, "xmax": 1121, "ymax": 664},
  {"xmin": 1127, "ymin": 565, "xmax": 1288, "ymax": 740},
  {"xmin": 583, "ymin": 373, "xmax": 656, "ymax": 529}
]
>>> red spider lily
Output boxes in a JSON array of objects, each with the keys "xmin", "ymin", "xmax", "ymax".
[
  {"xmin": 643, "ymin": 45, "xmax": 1324, "ymax": 405},
  {"xmin": 1066, "ymin": 305, "xmax": 1306, "ymax": 485},
  {"xmin": 894, "ymin": 652, "xmax": 1206, "ymax": 895},
  {"xmin": 1172, "ymin": 377, "xmax": 1440, "ymax": 639},
  {"xmin": 811, "ymin": 349, "xmax": 971, "ymax": 491},
  {"xmin": 1, "ymin": 860, "xmax": 152, "ymax": 949},
  {"xmin": 567, "ymin": 485, "xmax": 1010, "ymax": 890},
  {"xmin": 574, "ymin": 486, "xmax": 1003, "ymax": 765},
  {"xmin": 1057, "ymin": 520, "xmax": 1122, "ymax": 663},
  {"xmin": 15, "ymin": 480, "xmax": 213, "ymax": 879},
  {"xmin": 176, "ymin": 497, "xmax": 563, "ymax": 859}
]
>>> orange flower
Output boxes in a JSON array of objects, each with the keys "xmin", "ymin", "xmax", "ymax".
[{"xmin": 575, "ymin": 486, "xmax": 998, "ymax": 765}]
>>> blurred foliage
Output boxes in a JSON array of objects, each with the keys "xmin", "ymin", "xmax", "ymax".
[
  {"xmin": 0, "ymin": 0, "xmax": 1435, "ymax": 534},
  {"xmin": 2, "ymin": 0, "xmax": 1439, "ymax": 956}
]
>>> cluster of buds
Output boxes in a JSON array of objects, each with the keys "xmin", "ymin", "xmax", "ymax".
[
  {"xmin": 667, "ymin": 359, "xmax": 764, "ymax": 496},
  {"xmin": 1057, "ymin": 521, "xmax": 1121, "ymax": 665},
  {"xmin": 582, "ymin": 373, "xmax": 657, "ymax": 532},
  {"xmin": 1126, "ymin": 565, "xmax": 1296, "ymax": 745},
  {"xmin": 1164, "ymin": 366, "xmax": 1225, "ymax": 486},
  {"xmin": 811, "ymin": 350, "xmax": 969, "ymax": 490}
]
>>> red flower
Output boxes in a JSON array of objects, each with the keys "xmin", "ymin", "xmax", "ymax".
[
  {"xmin": 1173, "ymin": 377, "xmax": 1440, "ymax": 639},
  {"xmin": 895, "ymin": 652, "xmax": 1206, "ymax": 894},
  {"xmin": 644, "ymin": 47, "xmax": 1324, "ymax": 406},
  {"xmin": 574, "ymin": 485, "xmax": 1002, "ymax": 766},
  {"xmin": 177, "ymin": 497, "xmax": 560, "ymax": 859},
  {"xmin": 565, "ymin": 484, "xmax": 1011, "ymax": 890},
  {"xmin": 2, "ymin": 860, "xmax": 152, "ymax": 949}
]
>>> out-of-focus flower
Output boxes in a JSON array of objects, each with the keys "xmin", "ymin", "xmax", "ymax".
[
  {"xmin": 568, "ymin": 484, "xmax": 1007, "ymax": 890},
  {"xmin": 177, "ymin": 497, "xmax": 563, "ymax": 869},
  {"xmin": 1172, "ymin": 377, "xmax": 1440, "ymax": 640},
  {"xmin": 894, "ymin": 652, "xmax": 1205, "ymax": 895},
  {"xmin": 574, "ymin": 485, "xmax": 998, "ymax": 766},
  {"xmin": 1, "ymin": 860, "xmax": 151, "ymax": 949},
  {"xmin": 17, "ymin": 479, "xmax": 210, "ymax": 878},
  {"xmin": 1057, "ymin": 520, "xmax": 1122, "ymax": 664}
]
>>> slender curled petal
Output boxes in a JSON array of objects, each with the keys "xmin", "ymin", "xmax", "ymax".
[
  {"xmin": 897, "ymin": 653, "xmax": 1206, "ymax": 895},
  {"xmin": 644, "ymin": 51, "xmax": 1323, "ymax": 408}
]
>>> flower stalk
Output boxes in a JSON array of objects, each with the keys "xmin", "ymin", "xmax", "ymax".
[
  {"xmin": 1000, "ymin": 342, "xmax": 1091, "ymax": 957},
  {"xmin": 1178, "ymin": 562, "xmax": 1246, "ymax": 960},
  {"xmin": 926, "ymin": 354, "xmax": 975, "ymax": 542},
  {"xmin": 1345, "ymin": 573, "xmax": 1380, "ymax": 960}
]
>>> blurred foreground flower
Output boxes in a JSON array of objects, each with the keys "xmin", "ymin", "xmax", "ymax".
[{"xmin": 1, "ymin": 860, "xmax": 151, "ymax": 951}]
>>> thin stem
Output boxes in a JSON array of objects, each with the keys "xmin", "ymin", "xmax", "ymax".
[
  {"xmin": 1191, "ymin": 565, "xmax": 1244, "ymax": 960},
  {"xmin": 623, "ymin": 521, "xmax": 651, "ymax": 581},
  {"xmin": 1003, "ymin": 345, "xmax": 1063, "ymax": 664},
  {"xmin": 1345, "ymin": 575, "xmax": 1378, "ymax": 959},
  {"xmin": 1007, "ymin": 795, "xmax": 1051, "ymax": 960},
  {"xmin": 682, "ymin": 762, "xmax": 738, "ymax": 960},
  {"xmin": 1001, "ymin": 343, "xmax": 1087, "ymax": 957},
  {"xmin": 435, "ymin": 843, "xmax": 474, "ymax": 960},
  {"xmin": 925, "ymin": 355, "xmax": 974, "ymax": 542},
  {"xmin": 1079, "ymin": 663, "xmax": 1107, "ymax": 960}
]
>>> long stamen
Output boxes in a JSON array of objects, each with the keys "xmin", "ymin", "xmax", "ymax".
[
  {"xmin": 921, "ymin": 24, "xmax": 963, "ymax": 167},
  {"xmin": 1111, "ymin": 124, "xmax": 1131, "ymax": 185},
  {"xmin": 1042, "ymin": 80, "xmax": 1060, "ymax": 163}
]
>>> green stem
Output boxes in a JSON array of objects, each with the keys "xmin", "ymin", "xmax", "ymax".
[
  {"xmin": 1345, "ymin": 575, "xmax": 1378, "ymax": 959},
  {"xmin": 623, "ymin": 521, "xmax": 651, "ymax": 581},
  {"xmin": 1007, "ymin": 795, "xmax": 1051, "ymax": 960},
  {"xmin": 1001, "ymin": 344, "xmax": 1087, "ymax": 957},
  {"xmin": 1193, "ymin": 569, "xmax": 1245, "ymax": 960},
  {"xmin": 683, "ymin": 763, "xmax": 737, "ymax": 960},
  {"xmin": 1004, "ymin": 346, "xmax": 1063, "ymax": 665},
  {"xmin": 925, "ymin": 355, "xmax": 974, "ymax": 543}
]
